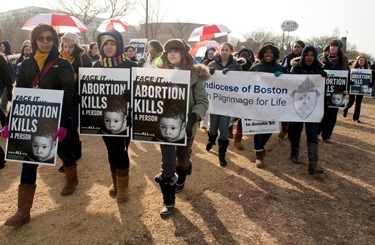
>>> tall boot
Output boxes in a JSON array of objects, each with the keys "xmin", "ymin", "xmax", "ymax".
[
  {"xmin": 108, "ymin": 172, "xmax": 117, "ymax": 198},
  {"xmin": 116, "ymin": 168, "xmax": 129, "ymax": 202},
  {"xmin": 307, "ymin": 143, "xmax": 324, "ymax": 175},
  {"xmin": 218, "ymin": 139, "xmax": 229, "ymax": 167},
  {"xmin": 159, "ymin": 174, "xmax": 178, "ymax": 218},
  {"xmin": 116, "ymin": 175, "xmax": 129, "ymax": 202},
  {"xmin": 175, "ymin": 161, "xmax": 192, "ymax": 193},
  {"xmin": 4, "ymin": 184, "xmax": 36, "ymax": 226},
  {"xmin": 290, "ymin": 138, "xmax": 301, "ymax": 164},
  {"xmin": 234, "ymin": 133, "xmax": 244, "ymax": 150},
  {"xmin": 60, "ymin": 164, "xmax": 79, "ymax": 196},
  {"xmin": 228, "ymin": 125, "xmax": 234, "ymax": 139},
  {"xmin": 206, "ymin": 132, "xmax": 218, "ymax": 151},
  {"xmin": 255, "ymin": 150, "xmax": 265, "ymax": 168}
]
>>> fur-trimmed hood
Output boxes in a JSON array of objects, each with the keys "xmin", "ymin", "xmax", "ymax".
[{"xmin": 191, "ymin": 63, "xmax": 210, "ymax": 84}]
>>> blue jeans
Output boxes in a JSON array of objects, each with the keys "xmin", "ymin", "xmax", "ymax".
[
  {"xmin": 254, "ymin": 134, "xmax": 272, "ymax": 151},
  {"xmin": 160, "ymin": 136, "xmax": 194, "ymax": 179},
  {"xmin": 321, "ymin": 107, "xmax": 338, "ymax": 140},
  {"xmin": 289, "ymin": 122, "xmax": 319, "ymax": 144},
  {"xmin": 209, "ymin": 114, "xmax": 231, "ymax": 141}
]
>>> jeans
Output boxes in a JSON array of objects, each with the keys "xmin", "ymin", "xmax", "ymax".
[
  {"xmin": 344, "ymin": 94, "xmax": 363, "ymax": 120},
  {"xmin": 321, "ymin": 107, "xmax": 338, "ymax": 140},
  {"xmin": 21, "ymin": 125, "xmax": 76, "ymax": 184},
  {"xmin": 289, "ymin": 122, "xmax": 320, "ymax": 144},
  {"xmin": 102, "ymin": 136, "xmax": 130, "ymax": 173},
  {"xmin": 254, "ymin": 133, "xmax": 272, "ymax": 151},
  {"xmin": 209, "ymin": 114, "xmax": 231, "ymax": 141},
  {"xmin": 160, "ymin": 136, "xmax": 194, "ymax": 179}
]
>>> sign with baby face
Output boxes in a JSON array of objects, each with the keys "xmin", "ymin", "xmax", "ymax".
[
  {"xmin": 5, "ymin": 88, "xmax": 63, "ymax": 166},
  {"xmin": 324, "ymin": 70, "xmax": 348, "ymax": 108},
  {"xmin": 131, "ymin": 68, "xmax": 190, "ymax": 146},
  {"xmin": 349, "ymin": 69, "xmax": 372, "ymax": 96},
  {"xmin": 79, "ymin": 68, "xmax": 131, "ymax": 137}
]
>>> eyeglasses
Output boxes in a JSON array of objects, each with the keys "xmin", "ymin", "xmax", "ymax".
[{"xmin": 36, "ymin": 36, "xmax": 55, "ymax": 42}]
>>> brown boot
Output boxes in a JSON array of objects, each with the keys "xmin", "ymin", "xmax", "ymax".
[
  {"xmin": 255, "ymin": 150, "xmax": 265, "ymax": 168},
  {"xmin": 109, "ymin": 172, "xmax": 117, "ymax": 198},
  {"xmin": 60, "ymin": 165, "xmax": 78, "ymax": 196},
  {"xmin": 234, "ymin": 134, "xmax": 244, "ymax": 150},
  {"xmin": 116, "ymin": 175, "xmax": 129, "ymax": 202},
  {"xmin": 5, "ymin": 184, "xmax": 36, "ymax": 226}
]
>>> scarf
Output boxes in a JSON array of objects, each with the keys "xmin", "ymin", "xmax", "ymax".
[
  {"xmin": 61, "ymin": 50, "xmax": 75, "ymax": 64},
  {"xmin": 327, "ymin": 53, "xmax": 338, "ymax": 68},
  {"xmin": 34, "ymin": 50, "xmax": 49, "ymax": 71},
  {"xmin": 102, "ymin": 53, "xmax": 127, "ymax": 68}
]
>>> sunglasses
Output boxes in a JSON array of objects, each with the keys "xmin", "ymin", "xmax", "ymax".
[{"xmin": 36, "ymin": 36, "xmax": 55, "ymax": 42}]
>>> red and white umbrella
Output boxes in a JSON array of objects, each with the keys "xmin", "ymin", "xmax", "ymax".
[
  {"xmin": 97, "ymin": 19, "xmax": 129, "ymax": 33},
  {"xmin": 189, "ymin": 40, "xmax": 220, "ymax": 57},
  {"xmin": 21, "ymin": 13, "xmax": 88, "ymax": 33},
  {"xmin": 188, "ymin": 24, "xmax": 231, "ymax": 42}
]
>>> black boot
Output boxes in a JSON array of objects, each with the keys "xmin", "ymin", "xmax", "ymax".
[
  {"xmin": 206, "ymin": 132, "xmax": 218, "ymax": 151},
  {"xmin": 290, "ymin": 138, "xmax": 301, "ymax": 164},
  {"xmin": 218, "ymin": 139, "xmax": 229, "ymax": 167},
  {"xmin": 159, "ymin": 174, "xmax": 178, "ymax": 218},
  {"xmin": 307, "ymin": 143, "xmax": 324, "ymax": 175},
  {"xmin": 175, "ymin": 161, "xmax": 192, "ymax": 193}
]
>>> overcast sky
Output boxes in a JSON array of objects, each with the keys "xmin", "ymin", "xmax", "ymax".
[{"xmin": 2, "ymin": 0, "xmax": 374, "ymax": 58}]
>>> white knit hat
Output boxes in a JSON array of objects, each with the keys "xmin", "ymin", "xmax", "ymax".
[{"xmin": 61, "ymin": 32, "xmax": 84, "ymax": 52}]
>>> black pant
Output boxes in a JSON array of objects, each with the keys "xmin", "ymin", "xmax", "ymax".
[
  {"xmin": 102, "ymin": 136, "xmax": 130, "ymax": 173},
  {"xmin": 321, "ymin": 107, "xmax": 338, "ymax": 140},
  {"xmin": 344, "ymin": 95, "xmax": 363, "ymax": 120},
  {"xmin": 21, "ymin": 126, "xmax": 76, "ymax": 184}
]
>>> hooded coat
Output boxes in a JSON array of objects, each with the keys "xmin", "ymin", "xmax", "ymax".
[{"xmin": 290, "ymin": 46, "xmax": 325, "ymax": 75}]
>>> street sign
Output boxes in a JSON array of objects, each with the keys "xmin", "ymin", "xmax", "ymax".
[{"xmin": 281, "ymin": 20, "xmax": 298, "ymax": 32}]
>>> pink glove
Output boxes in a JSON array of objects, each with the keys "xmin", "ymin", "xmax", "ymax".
[
  {"xmin": 53, "ymin": 127, "xmax": 67, "ymax": 142},
  {"xmin": 1, "ymin": 126, "xmax": 9, "ymax": 139}
]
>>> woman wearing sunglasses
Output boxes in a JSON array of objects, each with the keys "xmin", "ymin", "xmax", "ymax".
[{"xmin": 2, "ymin": 24, "xmax": 77, "ymax": 227}]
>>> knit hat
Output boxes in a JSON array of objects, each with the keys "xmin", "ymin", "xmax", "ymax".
[
  {"xmin": 22, "ymin": 40, "xmax": 31, "ymax": 49},
  {"xmin": 61, "ymin": 32, "xmax": 84, "ymax": 52},
  {"xmin": 164, "ymin": 39, "xmax": 190, "ymax": 52},
  {"xmin": 328, "ymin": 39, "xmax": 340, "ymax": 47},
  {"xmin": 100, "ymin": 35, "xmax": 116, "ymax": 50}
]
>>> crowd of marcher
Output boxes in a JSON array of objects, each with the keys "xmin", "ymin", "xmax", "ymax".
[{"xmin": 0, "ymin": 24, "xmax": 374, "ymax": 226}]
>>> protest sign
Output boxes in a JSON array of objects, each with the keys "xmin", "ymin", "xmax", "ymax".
[
  {"xmin": 242, "ymin": 119, "xmax": 279, "ymax": 135},
  {"xmin": 349, "ymin": 69, "xmax": 372, "ymax": 95},
  {"xmin": 5, "ymin": 88, "xmax": 63, "ymax": 166},
  {"xmin": 131, "ymin": 68, "xmax": 190, "ymax": 145},
  {"xmin": 205, "ymin": 71, "xmax": 325, "ymax": 122},
  {"xmin": 79, "ymin": 68, "xmax": 130, "ymax": 137},
  {"xmin": 129, "ymin": 38, "xmax": 148, "ymax": 61},
  {"xmin": 324, "ymin": 70, "xmax": 348, "ymax": 108}
]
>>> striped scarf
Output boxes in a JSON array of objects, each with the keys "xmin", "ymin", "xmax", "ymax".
[
  {"xmin": 102, "ymin": 53, "xmax": 127, "ymax": 68},
  {"xmin": 327, "ymin": 53, "xmax": 338, "ymax": 68}
]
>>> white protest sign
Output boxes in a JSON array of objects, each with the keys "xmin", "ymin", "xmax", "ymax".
[
  {"xmin": 205, "ymin": 71, "xmax": 325, "ymax": 122},
  {"xmin": 6, "ymin": 88, "xmax": 63, "ymax": 166},
  {"xmin": 131, "ymin": 67, "xmax": 190, "ymax": 146}
]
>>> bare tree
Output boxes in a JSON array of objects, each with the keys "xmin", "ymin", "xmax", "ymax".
[
  {"xmin": 241, "ymin": 29, "xmax": 279, "ymax": 54},
  {"xmin": 55, "ymin": 0, "xmax": 135, "ymax": 42},
  {"xmin": 0, "ymin": 16, "xmax": 29, "ymax": 53},
  {"xmin": 136, "ymin": 0, "xmax": 166, "ymax": 39}
]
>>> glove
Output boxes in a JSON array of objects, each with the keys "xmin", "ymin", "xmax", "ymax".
[
  {"xmin": 186, "ymin": 113, "xmax": 199, "ymax": 137},
  {"xmin": 127, "ymin": 107, "xmax": 132, "ymax": 128},
  {"xmin": 209, "ymin": 68, "xmax": 215, "ymax": 75},
  {"xmin": 1, "ymin": 125, "xmax": 9, "ymax": 139},
  {"xmin": 222, "ymin": 68, "xmax": 229, "ymax": 75},
  {"xmin": 53, "ymin": 127, "xmax": 67, "ymax": 142},
  {"xmin": 320, "ymin": 71, "xmax": 327, "ymax": 77},
  {"xmin": 274, "ymin": 71, "xmax": 283, "ymax": 77}
]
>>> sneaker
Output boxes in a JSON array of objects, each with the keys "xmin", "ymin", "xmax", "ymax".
[
  {"xmin": 323, "ymin": 139, "xmax": 332, "ymax": 144},
  {"xmin": 353, "ymin": 119, "xmax": 361, "ymax": 123}
]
